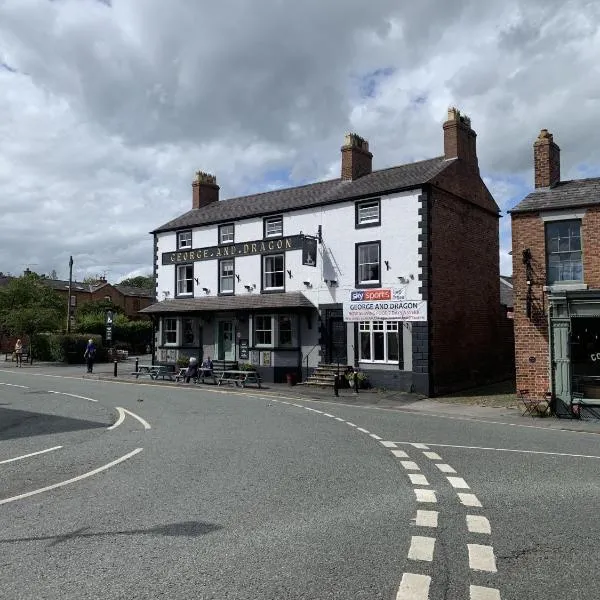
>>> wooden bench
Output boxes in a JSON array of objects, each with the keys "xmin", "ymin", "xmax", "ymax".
[
  {"xmin": 517, "ymin": 389, "xmax": 551, "ymax": 417},
  {"xmin": 131, "ymin": 365, "xmax": 174, "ymax": 381},
  {"xmin": 217, "ymin": 369, "xmax": 262, "ymax": 388},
  {"xmin": 4, "ymin": 350, "xmax": 30, "ymax": 364}
]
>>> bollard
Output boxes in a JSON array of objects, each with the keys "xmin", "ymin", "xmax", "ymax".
[
  {"xmin": 353, "ymin": 372, "xmax": 359, "ymax": 395},
  {"xmin": 135, "ymin": 357, "xmax": 139, "ymax": 373},
  {"xmin": 113, "ymin": 359, "xmax": 118, "ymax": 377},
  {"xmin": 333, "ymin": 374, "xmax": 339, "ymax": 397}
]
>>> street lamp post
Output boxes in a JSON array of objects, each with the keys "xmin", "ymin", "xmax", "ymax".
[{"xmin": 66, "ymin": 256, "xmax": 73, "ymax": 333}]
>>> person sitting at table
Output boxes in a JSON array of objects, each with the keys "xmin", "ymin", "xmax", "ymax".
[
  {"xmin": 185, "ymin": 357, "xmax": 199, "ymax": 383},
  {"xmin": 201, "ymin": 356, "xmax": 213, "ymax": 372}
]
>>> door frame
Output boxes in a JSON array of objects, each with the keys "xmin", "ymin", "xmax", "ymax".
[{"xmin": 216, "ymin": 319, "xmax": 236, "ymax": 361}]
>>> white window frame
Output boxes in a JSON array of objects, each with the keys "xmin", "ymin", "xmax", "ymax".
[
  {"xmin": 545, "ymin": 219, "xmax": 583, "ymax": 284},
  {"xmin": 163, "ymin": 317, "xmax": 178, "ymax": 345},
  {"xmin": 359, "ymin": 320, "xmax": 401, "ymax": 365},
  {"xmin": 253, "ymin": 314, "xmax": 297, "ymax": 348},
  {"xmin": 176, "ymin": 264, "xmax": 194, "ymax": 296},
  {"xmin": 264, "ymin": 216, "xmax": 283, "ymax": 238},
  {"xmin": 177, "ymin": 230, "xmax": 192, "ymax": 250},
  {"xmin": 219, "ymin": 259, "xmax": 234, "ymax": 294},
  {"xmin": 262, "ymin": 254, "xmax": 285, "ymax": 291},
  {"xmin": 254, "ymin": 315, "xmax": 273, "ymax": 346},
  {"xmin": 357, "ymin": 242, "xmax": 380, "ymax": 285},
  {"xmin": 219, "ymin": 224, "xmax": 234, "ymax": 244},
  {"xmin": 356, "ymin": 199, "xmax": 380, "ymax": 226}
]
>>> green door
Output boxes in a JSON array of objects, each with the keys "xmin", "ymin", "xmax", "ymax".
[
  {"xmin": 551, "ymin": 318, "xmax": 571, "ymax": 403},
  {"xmin": 217, "ymin": 321, "xmax": 235, "ymax": 361}
]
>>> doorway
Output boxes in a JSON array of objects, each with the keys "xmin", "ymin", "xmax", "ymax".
[
  {"xmin": 324, "ymin": 309, "xmax": 347, "ymax": 364},
  {"xmin": 216, "ymin": 320, "xmax": 235, "ymax": 361}
]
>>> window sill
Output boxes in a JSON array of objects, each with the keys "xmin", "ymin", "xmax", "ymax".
[
  {"xmin": 355, "ymin": 282, "xmax": 382, "ymax": 289},
  {"xmin": 543, "ymin": 283, "xmax": 588, "ymax": 292},
  {"xmin": 355, "ymin": 221, "xmax": 381, "ymax": 229},
  {"xmin": 261, "ymin": 288, "xmax": 285, "ymax": 294}
]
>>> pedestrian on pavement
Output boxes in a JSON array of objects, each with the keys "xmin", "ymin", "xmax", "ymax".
[
  {"xmin": 84, "ymin": 338, "xmax": 97, "ymax": 374},
  {"xmin": 15, "ymin": 339, "xmax": 23, "ymax": 367}
]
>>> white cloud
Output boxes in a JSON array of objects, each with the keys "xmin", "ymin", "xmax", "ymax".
[{"xmin": 1, "ymin": 0, "xmax": 599, "ymax": 281}]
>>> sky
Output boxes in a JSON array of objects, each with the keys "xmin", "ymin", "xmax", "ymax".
[{"xmin": 1, "ymin": 0, "xmax": 599, "ymax": 283}]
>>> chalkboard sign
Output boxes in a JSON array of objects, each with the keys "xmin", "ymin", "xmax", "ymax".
[{"xmin": 239, "ymin": 338, "xmax": 249, "ymax": 360}]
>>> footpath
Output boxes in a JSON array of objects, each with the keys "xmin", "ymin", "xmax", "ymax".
[{"xmin": 3, "ymin": 359, "xmax": 600, "ymax": 436}]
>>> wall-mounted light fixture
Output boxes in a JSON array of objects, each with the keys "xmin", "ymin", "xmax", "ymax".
[
  {"xmin": 202, "ymin": 287, "xmax": 210, "ymax": 294},
  {"xmin": 162, "ymin": 290, "xmax": 170, "ymax": 299},
  {"xmin": 244, "ymin": 284, "xmax": 256, "ymax": 292},
  {"xmin": 328, "ymin": 279, "xmax": 338, "ymax": 287},
  {"xmin": 303, "ymin": 281, "xmax": 313, "ymax": 288},
  {"xmin": 397, "ymin": 276, "xmax": 409, "ymax": 284}
]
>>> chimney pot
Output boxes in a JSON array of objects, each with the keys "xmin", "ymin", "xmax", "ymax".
[
  {"xmin": 534, "ymin": 129, "xmax": 560, "ymax": 188},
  {"xmin": 192, "ymin": 171, "xmax": 219, "ymax": 209},
  {"xmin": 341, "ymin": 133, "xmax": 373, "ymax": 180}
]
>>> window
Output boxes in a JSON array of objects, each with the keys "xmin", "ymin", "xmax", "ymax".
[
  {"xmin": 219, "ymin": 259, "xmax": 234, "ymax": 294},
  {"xmin": 359, "ymin": 321, "xmax": 402, "ymax": 365},
  {"xmin": 263, "ymin": 254, "xmax": 284, "ymax": 290},
  {"xmin": 278, "ymin": 315, "xmax": 293, "ymax": 346},
  {"xmin": 264, "ymin": 216, "xmax": 283, "ymax": 238},
  {"xmin": 104, "ymin": 295, "xmax": 111, "ymax": 302},
  {"xmin": 219, "ymin": 224, "xmax": 234, "ymax": 244},
  {"xmin": 163, "ymin": 318, "xmax": 177, "ymax": 345},
  {"xmin": 356, "ymin": 199, "xmax": 381, "ymax": 227},
  {"xmin": 182, "ymin": 318, "xmax": 197, "ymax": 346},
  {"xmin": 356, "ymin": 242, "xmax": 381, "ymax": 286},
  {"xmin": 255, "ymin": 315, "xmax": 272, "ymax": 346},
  {"xmin": 546, "ymin": 220, "xmax": 583, "ymax": 283},
  {"xmin": 133, "ymin": 298, "xmax": 140, "ymax": 311},
  {"xmin": 177, "ymin": 230, "xmax": 192, "ymax": 250},
  {"xmin": 176, "ymin": 264, "xmax": 194, "ymax": 296}
]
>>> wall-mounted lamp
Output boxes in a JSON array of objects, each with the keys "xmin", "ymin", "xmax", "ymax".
[
  {"xmin": 162, "ymin": 290, "xmax": 170, "ymax": 299},
  {"xmin": 244, "ymin": 284, "xmax": 256, "ymax": 292},
  {"xmin": 397, "ymin": 276, "xmax": 409, "ymax": 284},
  {"xmin": 303, "ymin": 281, "xmax": 313, "ymax": 288},
  {"xmin": 202, "ymin": 287, "xmax": 210, "ymax": 294},
  {"xmin": 327, "ymin": 279, "xmax": 338, "ymax": 287},
  {"xmin": 287, "ymin": 269, "xmax": 292, "ymax": 279},
  {"xmin": 384, "ymin": 260, "xmax": 391, "ymax": 271}
]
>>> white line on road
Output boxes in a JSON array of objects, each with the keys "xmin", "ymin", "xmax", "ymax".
[
  {"xmin": 470, "ymin": 585, "xmax": 501, "ymax": 600},
  {"xmin": 0, "ymin": 448, "xmax": 143, "ymax": 505},
  {"xmin": 447, "ymin": 476, "xmax": 470, "ymax": 489},
  {"xmin": 458, "ymin": 493, "xmax": 483, "ymax": 507},
  {"xmin": 414, "ymin": 489, "xmax": 437, "ymax": 503},
  {"xmin": 107, "ymin": 408, "xmax": 126, "ymax": 430},
  {"xmin": 380, "ymin": 441, "xmax": 398, "ymax": 448},
  {"xmin": 391, "ymin": 449, "xmax": 410, "ymax": 458},
  {"xmin": 0, "ymin": 446, "xmax": 62, "ymax": 465},
  {"xmin": 370, "ymin": 433, "xmax": 382, "ymax": 440},
  {"xmin": 48, "ymin": 391, "xmax": 97, "ymax": 402},
  {"xmin": 411, "ymin": 443, "xmax": 430, "ymax": 449},
  {"xmin": 415, "ymin": 510, "xmax": 439, "ymax": 528},
  {"xmin": 119, "ymin": 407, "xmax": 151, "ymax": 430},
  {"xmin": 467, "ymin": 515, "xmax": 491, "ymax": 535},
  {"xmin": 334, "ymin": 417, "xmax": 345, "ymax": 422},
  {"xmin": 356, "ymin": 427, "xmax": 370, "ymax": 433},
  {"xmin": 468, "ymin": 544, "xmax": 497, "ymax": 572},
  {"xmin": 408, "ymin": 473, "xmax": 430, "ymax": 486},
  {"xmin": 423, "ymin": 451, "xmax": 442, "ymax": 460},
  {"xmin": 346, "ymin": 422, "xmax": 356, "ymax": 427},
  {"xmin": 396, "ymin": 572, "xmax": 431, "ymax": 600},
  {"xmin": 0, "ymin": 382, "xmax": 28, "ymax": 388},
  {"xmin": 436, "ymin": 463, "xmax": 457, "ymax": 474},
  {"xmin": 408, "ymin": 535, "xmax": 435, "ymax": 561},
  {"xmin": 312, "ymin": 409, "xmax": 323, "ymax": 414},
  {"xmin": 400, "ymin": 461, "xmax": 420, "ymax": 470},
  {"xmin": 323, "ymin": 413, "xmax": 335, "ymax": 418}
]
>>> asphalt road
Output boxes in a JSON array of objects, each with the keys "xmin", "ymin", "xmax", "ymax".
[{"xmin": 1, "ymin": 368, "xmax": 599, "ymax": 600}]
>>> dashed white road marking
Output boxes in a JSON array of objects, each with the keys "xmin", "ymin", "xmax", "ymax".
[
  {"xmin": 0, "ymin": 448, "xmax": 143, "ymax": 505},
  {"xmin": 0, "ymin": 382, "xmax": 28, "ymax": 388},
  {"xmin": 48, "ymin": 390, "xmax": 97, "ymax": 402},
  {"xmin": 396, "ymin": 572, "xmax": 431, "ymax": 600},
  {"xmin": 414, "ymin": 489, "xmax": 437, "ymax": 503},
  {"xmin": 400, "ymin": 461, "xmax": 420, "ymax": 471},
  {"xmin": 291, "ymin": 403, "xmax": 303, "ymax": 408},
  {"xmin": 408, "ymin": 535, "xmax": 435, "ymax": 562},
  {"xmin": 370, "ymin": 433, "xmax": 382, "ymax": 440},
  {"xmin": 411, "ymin": 443, "xmax": 429, "ymax": 449},
  {"xmin": 356, "ymin": 427, "xmax": 370, "ymax": 433},
  {"xmin": 312, "ymin": 409, "xmax": 323, "ymax": 414},
  {"xmin": 323, "ymin": 413, "xmax": 335, "ymax": 418},
  {"xmin": 458, "ymin": 493, "xmax": 483, "ymax": 507},
  {"xmin": 436, "ymin": 463, "xmax": 457, "ymax": 474},
  {"xmin": 470, "ymin": 585, "xmax": 501, "ymax": 600},
  {"xmin": 380, "ymin": 441, "xmax": 397, "ymax": 448},
  {"xmin": 447, "ymin": 476, "xmax": 470, "ymax": 489},
  {"xmin": 408, "ymin": 473, "xmax": 430, "ymax": 486},
  {"xmin": 334, "ymin": 417, "xmax": 345, "ymax": 422},
  {"xmin": 0, "ymin": 446, "xmax": 62, "ymax": 465},
  {"xmin": 423, "ymin": 451, "xmax": 442, "ymax": 460},
  {"xmin": 391, "ymin": 449, "xmax": 410, "ymax": 458},
  {"xmin": 346, "ymin": 422, "xmax": 357, "ymax": 427},
  {"xmin": 415, "ymin": 510, "xmax": 438, "ymax": 528},
  {"xmin": 468, "ymin": 544, "xmax": 497, "ymax": 572},
  {"xmin": 467, "ymin": 515, "xmax": 492, "ymax": 535}
]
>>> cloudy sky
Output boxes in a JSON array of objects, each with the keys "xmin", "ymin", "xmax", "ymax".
[{"xmin": 1, "ymin": 0, "xmax": 599, "ymax": 283}]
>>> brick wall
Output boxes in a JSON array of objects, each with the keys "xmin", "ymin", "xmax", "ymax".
[{"xmin": 582, "ymin": 206, "xmax": 600, "ymax": 287}]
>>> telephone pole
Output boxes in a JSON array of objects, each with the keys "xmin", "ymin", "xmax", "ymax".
[{"xmin": 67, "ymin": 256, "xmax": 73, "ymax": 333}]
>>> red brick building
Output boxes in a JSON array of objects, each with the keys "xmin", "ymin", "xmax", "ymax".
[{"xmin": 511, "ymin": 129, "xmax": 600, "ymax": 413}]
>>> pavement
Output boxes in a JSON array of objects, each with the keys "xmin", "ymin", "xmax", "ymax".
[{"xmin": 2, "ymin": 360, "xmax": 600, "ymax": 599}]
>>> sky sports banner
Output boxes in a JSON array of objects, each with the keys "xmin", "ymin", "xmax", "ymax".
[{"xmin": 342, "ymin": 288, "xmax": 427, "ymax": 322}]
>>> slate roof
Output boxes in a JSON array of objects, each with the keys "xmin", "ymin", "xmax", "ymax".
[
  {"xmin": 153, "ymin": 156, "xmax": 455, "ymax": 233},
  {"xmin": 140, "ymin": 292, "xmax": 316, "ymax": 313},
  {"xmin": 500, "ymin": 275, "xmax": 513, "ymax": 308},
  {"xmin": 510, "ymin": 177, "xmax": 600, "ymax": 213},
  {"xmin": 114, "ymin": 284, "xmax": 154, "ymax": 298}
]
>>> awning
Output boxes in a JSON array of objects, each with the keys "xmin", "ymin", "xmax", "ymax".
[{"xmin": 140, "ymin": 291, "xmax": 316, "ymax": 314}]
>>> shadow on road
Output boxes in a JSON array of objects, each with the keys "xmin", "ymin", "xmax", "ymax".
[
  {"xmin": 0, "ymin": 407, "xmax": 108, "ymax": 440},
  {"xmin": 0, "ymin": 521, "xmax": 223, "ymax": 547}
]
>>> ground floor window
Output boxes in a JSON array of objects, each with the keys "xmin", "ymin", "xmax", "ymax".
[
  {"xmin": 163, "ymin": 317, "xmax": 178, "ymax": 345},
  {"xmin": 359, "ymin": 320, "xmax": 402, "ymax": 366},
  {"xmin": 253, "ymin": 314, "xmax": 298, "ymax": 347},
  {"xmin": 571, "ymin": 317, "xmax": 600, "ymax": 398}
]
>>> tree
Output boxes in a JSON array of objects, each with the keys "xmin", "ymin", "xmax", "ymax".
[
  {"xmin": 118, "ymin": 275, "xmax": 153, "ymax": 289},
  {"xmin": 76, "ymin": 299, "xmax": 122, "ymax": 319},
  {"xmin": 0, "ymin": 275, "xmax": 64, "ymax": 360}
]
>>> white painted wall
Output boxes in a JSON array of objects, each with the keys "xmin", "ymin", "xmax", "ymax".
[{"xmin": 155, "ymin": 189, "xmax": 423, "ymax": 302}]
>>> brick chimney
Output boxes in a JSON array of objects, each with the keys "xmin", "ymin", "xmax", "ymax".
[
  {"xmin": 534, "ymin": 129, "xmax": 560, "ymax": 189},
  {"xmin": 443, "ymin": 107, "xmax": 478, "ymax": 172},
  {"xmin": 192, "ymin": 171, "xmax": 219, "ymax": 209},
  {"xmin": 341, "ymin": 133, "xmax": 372, "ymax": 180}
]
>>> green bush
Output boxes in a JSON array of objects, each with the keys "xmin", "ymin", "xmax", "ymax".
[
  {"xmin": 44, "ymin": 333, "xmax": 106, "ymax": 364},
  {"xmin": 31, "ymin": 333, "xmax": 53, "ymax": 361},
  {"xmin": 75, "ymin": 314, "xmax": 152, "ymax": 354}
]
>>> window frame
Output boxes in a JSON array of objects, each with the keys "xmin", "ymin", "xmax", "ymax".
[
  {"xmin": 252, "ymin": 313, "xmax": 298, "ymax": 349},
  {"xmin": 355, "ymin": 241, "xmax": 381, "ymax": 288},
  {"xmin": 358, "ymin": 320, "xmax": 403, "ymax": 366},
  {"xmin": 218, "ymin": 223, "xmax": 235, "ymax": 245},
  {"xmin": 261, "ymin": 253, "xmax": 285, "ymax": 293},
  {"xmin": 355, "ymin": 198, "xmax": 381, "ymax": 228},
  {"xmin": 218, "ymin": 258, "xmax": 235, "ymax": 295},
  {"xmin": 175, "ymin": 263, "xmax": 194, "ymax": 297},
  {"xmin": 263, "ymin": 215, "xmax": 283, "ymax": 239},
  {"xmin": 162, "ymin": 317, "xmax": 178, "ymax": 346},
  {"xmin": 254, "ymin": 315, "xmax": 273, "ymax": 347},
  {"xmin": 177, "ymin": 230, "xmax": 193, "ymax": 250},
  {"xmin": 545, "ymin": 219, "xmax": 583, "ymax": 284}
]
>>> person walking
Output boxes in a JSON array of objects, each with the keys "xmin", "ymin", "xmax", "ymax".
[
  {"xmin": 84, "ymin": 338, "xmax": 96, "ymax": 374},
  {"xmin": 14, "ymin": 339, "xmax": 23, "ymax": 367}
]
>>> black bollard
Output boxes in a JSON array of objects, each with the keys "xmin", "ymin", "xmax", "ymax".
[
  {"xmin": 113, "ymin": 359, "xmax": 118, "ymax": 377},
  {"xmin": 333, "ymin": 374, "xmax": 339, "ymax": 397},
  {"xmin": 135, "ymin": 357, "xmax": 139, "ymax": 373},
  {"xmin": 353, "ymin": 372, "xmax": 359, "ymax": 394}
]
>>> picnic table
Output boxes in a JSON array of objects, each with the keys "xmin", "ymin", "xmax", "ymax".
[
  {"xmin": 217, "ymin": 369, "xmax": 261, "ymax": 388},
  {"xmin": 175, "ymin": 367, "xmax": 217, "ymax": 384},
  {"xmin": 132, "ymin": 364, "xmax": 174, "ymax": 381}
]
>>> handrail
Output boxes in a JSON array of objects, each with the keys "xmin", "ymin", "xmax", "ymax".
[{"xmin": 302, "ymin": 343, "xmax": 321, "ymax": 382}]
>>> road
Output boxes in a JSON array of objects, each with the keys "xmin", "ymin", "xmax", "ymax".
[{"xmin": 1, "ymin": 368, "xmax": 599, "ymax": 599}]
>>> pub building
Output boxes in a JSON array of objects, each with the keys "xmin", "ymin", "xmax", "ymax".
[
  {"xmin": 511, "ymin": 129, "xmax": 600, "ymax": 414},
  {"xmin": 142, "ymin": 108, "xmax": 512, "ymax": 395}
]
